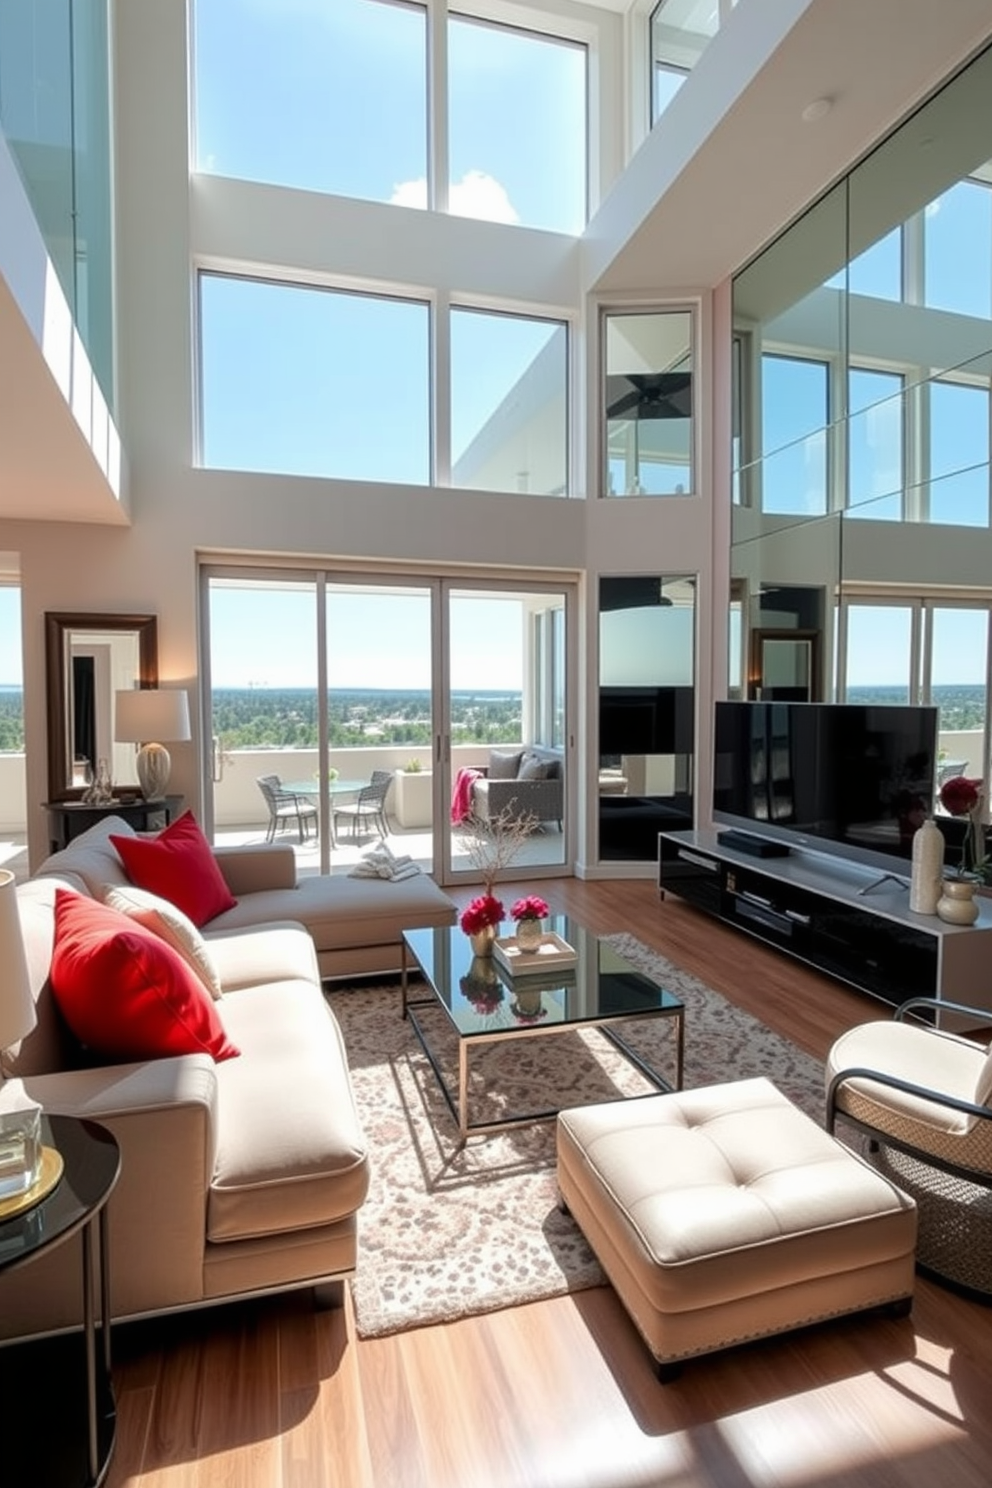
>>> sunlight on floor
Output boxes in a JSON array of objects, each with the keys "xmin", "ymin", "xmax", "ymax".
[{"xmin": 213, "ymin": 818, "xmax": 563, "ymax": 878}]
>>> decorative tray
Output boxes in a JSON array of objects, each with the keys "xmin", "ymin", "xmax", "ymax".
[{"xmin": 493, "ymin": 932, "xmax": 577, "ymax": 978}]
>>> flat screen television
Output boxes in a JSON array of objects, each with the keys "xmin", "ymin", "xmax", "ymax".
[{"xmin": 712, "ymin": 701, "xmax": 939, "ymax": 877}]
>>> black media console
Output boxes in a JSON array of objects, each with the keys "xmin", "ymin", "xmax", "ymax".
[{"xmin": 659, "ymin": 829, "xmax": 992, "ymax": 1024}]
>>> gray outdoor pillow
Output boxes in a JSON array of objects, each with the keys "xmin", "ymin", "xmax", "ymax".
[
  {"xmin": 518, "ymin": 753, "xmax": 550, "ymax": 781},
  {"xmin": 489, "ymin": 748, "xmax": 525, "ymax": 780}
]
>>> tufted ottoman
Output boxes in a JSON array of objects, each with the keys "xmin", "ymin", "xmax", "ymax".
[{"xmin": 557, "ymin": 1077, "xmax": 917, "ymax": 1378}]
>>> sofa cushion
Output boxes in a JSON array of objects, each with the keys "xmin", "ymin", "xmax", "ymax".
[
  {"xmin": 111, "ymin": 811, "xmax": 238, "ymax": 927},
  {"xmin": 488, "ymin": 748, "xmax": 524, "ymax": 780},
  {"xmin": 105, "ymin": 884, "xmax": 224, "ymax": 1000},
  {"xmin": 35, "ymin": 815, "xmax": 135, "ymax": 898},
  {"xmin": 207, "ymin": 981, "xmax": 370, "ymax": 1241},
  {"xmin": 206, "ymin": 921, "xmax": 320, "ymax": 992},
  {"xmin": 49, "ymin": 890, "xmax": 240, "ymax": 1064}
]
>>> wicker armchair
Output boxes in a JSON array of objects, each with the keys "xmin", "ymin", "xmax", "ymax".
[
  {"xmin": 470, "ymin": 748, "xmax": 563, "ymax": 830},
  {"xmin": 826, "ymin": 996, "xmax": 992, "ymax": 1298}
]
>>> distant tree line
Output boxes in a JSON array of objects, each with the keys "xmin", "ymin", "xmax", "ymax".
[{"xmin": 210, "ymin": 688, "xmax": 522, "ymax": 750}]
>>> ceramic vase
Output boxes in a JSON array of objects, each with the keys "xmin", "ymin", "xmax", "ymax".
[
  {"xmin": 515, "ymin": 916, "xmax": 544, "ymax": 952},
  {"xmin": 936, "ymin": 878, "xmax": 979, "ymax": 926},
  {"xmin": 909, "ymin": 817, "xmax": 944, "ymax": 915}
]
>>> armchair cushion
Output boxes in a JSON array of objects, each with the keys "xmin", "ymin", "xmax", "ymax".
[
  {"xmin": 50, "ymin": 890, "xmax": 240, "ymax": 1065},
  {"xmin": 111, "ymin": 811, "xmax": 237, "ymax": 927},
  {"xmin": 518, "ymin": 752, "xmax": 551, "ymax": 781},
  {"xmin": 488, "ymin": 748, "xmax": 524, "ymax": 779}
]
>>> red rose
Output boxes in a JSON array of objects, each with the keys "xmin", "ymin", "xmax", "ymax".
[
  {"xmin": 939, "ymin": 776, "xmax": 982, "ymax": 817},
  {"xmin": 459, "ymin": 894, "xmax": 504, "ymax": 934}
]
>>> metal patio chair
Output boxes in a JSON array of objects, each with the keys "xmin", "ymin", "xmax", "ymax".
[
  {"xmin": 332, "ymin": 770, "xmax": 392, "ymax": 843},
  {"xmin": 256, "ymin": 774, "xmax": 318, "ymax": 843}
]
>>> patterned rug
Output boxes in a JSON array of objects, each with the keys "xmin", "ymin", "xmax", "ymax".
[{"xmin": 329, "ymin": 933, "xmax": 825, "ymax": 1339}]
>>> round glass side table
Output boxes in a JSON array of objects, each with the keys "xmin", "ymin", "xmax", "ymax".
[{"xmin": 0, "ymin": 1113, "xmax": 121, "ymax": 1487}]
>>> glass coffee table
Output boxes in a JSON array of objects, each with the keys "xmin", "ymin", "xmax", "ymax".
[{"xmin": 401, "ymin": 914, "xmax": 684, "ymax": 1141}]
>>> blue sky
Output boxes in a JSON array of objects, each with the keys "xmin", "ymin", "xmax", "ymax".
[
  {"xmin": 208, "ymin": 583, "xmax": 526, "ymax": 691},
  {"xmin": 0, "ymin": 587, "xmax": 20, "ymax": 685}
]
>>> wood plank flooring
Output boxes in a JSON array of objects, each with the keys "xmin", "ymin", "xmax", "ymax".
[{"xmin": 106, "ymin": 877, "xmax": 992, "ymax": 1488}]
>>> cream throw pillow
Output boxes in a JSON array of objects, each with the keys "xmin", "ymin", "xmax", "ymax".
[{"xmin": 104, "ymin": 884, "xmax": 224, "ymax": 1000}]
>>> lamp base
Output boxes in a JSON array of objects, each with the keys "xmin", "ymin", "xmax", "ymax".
[{"xmin": 136, "ymin": 742, "xmax": 171, "ymax": 801}]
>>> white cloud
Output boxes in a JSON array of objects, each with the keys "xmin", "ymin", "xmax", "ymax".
[
  {"xmin": 390, "ymin": 170, "xmax": 519, "ymax": 224},
  {"xmin": 390, "ymin": 177, "xmax": 428, "ymax": 210},
  {"xmin": 451, "ymin": 170, "xmax": 519, "ymax": 224}
]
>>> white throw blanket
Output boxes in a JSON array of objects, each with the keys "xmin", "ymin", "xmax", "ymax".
[{"xmin": 348, "ymin": 842, "xmax": 422, "ymax": 881}]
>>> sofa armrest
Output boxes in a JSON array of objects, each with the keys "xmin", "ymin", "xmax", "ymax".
[
  {"xmin": 213, "ymin": 842, "xmax": 298, "ymax": 894},
  {"xmin": 22, "ymin": 1055, "xmax": 218, "ymax": 1126},
  {"xmin": 1, "ymin": 1058, "xmax": 220, "ymax": 1335}
]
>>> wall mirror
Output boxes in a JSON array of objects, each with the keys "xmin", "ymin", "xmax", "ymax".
[{"xmin": 45, "ymin": 613, "xmax": 158, "ymax": 801}]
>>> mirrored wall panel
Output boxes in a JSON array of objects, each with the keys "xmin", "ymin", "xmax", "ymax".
[
  {"xmin": 598, "ymin": 575, "xmax": 695, "ymax": 861},
  {"xmin": 730, "ymin": 41, "xmax": 992, "ymax": 801}
]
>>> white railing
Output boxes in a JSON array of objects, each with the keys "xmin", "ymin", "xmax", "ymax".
[{"xmin": 212, "ymin": 744, "xmax": 492, "ymax": 827}]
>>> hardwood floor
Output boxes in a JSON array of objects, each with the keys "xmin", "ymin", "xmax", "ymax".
[{"xmin": 105, "ymin": 878, "xmax": 992, "ymax": 1488}]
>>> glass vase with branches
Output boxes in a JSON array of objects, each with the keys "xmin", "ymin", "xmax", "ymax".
[{"xmin": 462, "ymin": 802, "xmax": 540, "ymax": 897}]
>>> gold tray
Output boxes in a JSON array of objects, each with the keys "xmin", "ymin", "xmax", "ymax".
[{"xmin": 0, "ymin": 1146, "xmax": 64, "ymax": 1221}]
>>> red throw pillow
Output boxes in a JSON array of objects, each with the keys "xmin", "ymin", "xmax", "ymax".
[
  {"xmin": 50, "ymin": 891, "xmax": 239, "ymax": 1063},
  {"xmin": 110, "ymin": 811, "xmax": 237, "ymax": 927}
]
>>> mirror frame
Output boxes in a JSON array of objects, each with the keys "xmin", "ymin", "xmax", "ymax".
[{"xmin": 45, "ymin": 612, "xmax": 159, "ymax": 802}]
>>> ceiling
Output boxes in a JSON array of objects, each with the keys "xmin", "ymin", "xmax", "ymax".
[
  {"xmin": 586, "ymin": 0, "xmax": 992, "ymax": 291},
  {"xmin": 2, "ymin": 0, "xmax": 992, "ymax": 525}
]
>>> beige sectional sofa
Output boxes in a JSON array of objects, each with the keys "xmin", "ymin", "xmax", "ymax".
[{"xmin": 0, "ymin": 817, "xmax": 456, "ymax": 1341}]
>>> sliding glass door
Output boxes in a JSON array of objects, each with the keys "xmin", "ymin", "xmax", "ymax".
[{"xmin": 202, "ymin": 568, "xmax": 573, "ymax": 885}]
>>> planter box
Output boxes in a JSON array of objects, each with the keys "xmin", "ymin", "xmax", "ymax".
[{"xmin": 393, "ymin": 770, "xmax": 433, "ymax": 828}]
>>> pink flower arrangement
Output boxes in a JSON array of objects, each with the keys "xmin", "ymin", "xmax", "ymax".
[
  {"xmin": 459, "ymin": 975, "xmax": 504, "ymax": 1015},
  {"xmin": 459, "ymin": 894, "xmax": 504, "ymax": 935},
  {"xmin": 510, "ymin": 895, "xmax": 548, "ymax": 923}
]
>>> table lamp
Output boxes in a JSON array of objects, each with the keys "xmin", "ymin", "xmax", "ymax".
[
  {"xmin": 114, "ymin": 687, "xmax": 191, "ymax": 801},
  {"xmin": 0, "ymin": 868, "xmax": 41, "ymax": 1200}
]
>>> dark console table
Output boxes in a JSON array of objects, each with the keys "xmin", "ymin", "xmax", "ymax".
[
  {"xmin": 0, "ymin": 1115, "xmax": 121, "ymax": 1486},
  {"xmin": 44, "ymin": 795, "xmax": 185, "ymax": 853},
  {"xmin": 659, "ymin": 828, "xmax": 992, "ymax": 1026}
]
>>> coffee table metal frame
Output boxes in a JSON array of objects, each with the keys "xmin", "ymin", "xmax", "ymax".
[{"xmin": 400, "ymin": 918, "xmax": 684, "ymax": 1142}]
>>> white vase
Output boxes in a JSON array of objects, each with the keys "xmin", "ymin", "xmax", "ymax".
[
  {"xmin": 909, "ymin": 817, "xmax": 944, "ymax": 915},
  {"xmin": 936, "ymin": 878, "xmax": 979, "ymax": 926},
  {"xmin": 515, "ymin": 917, "xmax": 544, "ymax": 952}
]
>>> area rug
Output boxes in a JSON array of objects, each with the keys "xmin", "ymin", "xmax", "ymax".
[{"xmin": 329, "ymin": 933, "xmax": 825, "ymax": 1339}]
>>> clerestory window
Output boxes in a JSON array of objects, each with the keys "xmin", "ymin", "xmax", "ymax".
[{"xmin": 192, "ymin": 0, "xmax": 588, "ymax": 234}]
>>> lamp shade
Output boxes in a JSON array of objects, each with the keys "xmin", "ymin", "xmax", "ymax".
[
  {"xmin": 114, "ymin": 689, "xmax": 191, "ymax": 801},
  {"xmin": 114, "ymin": 688, "xmax": 191, "ymax": 746},
  {"xmin": 0, "ymin": 869, "xmax": 36, "ymax": 1055}
]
